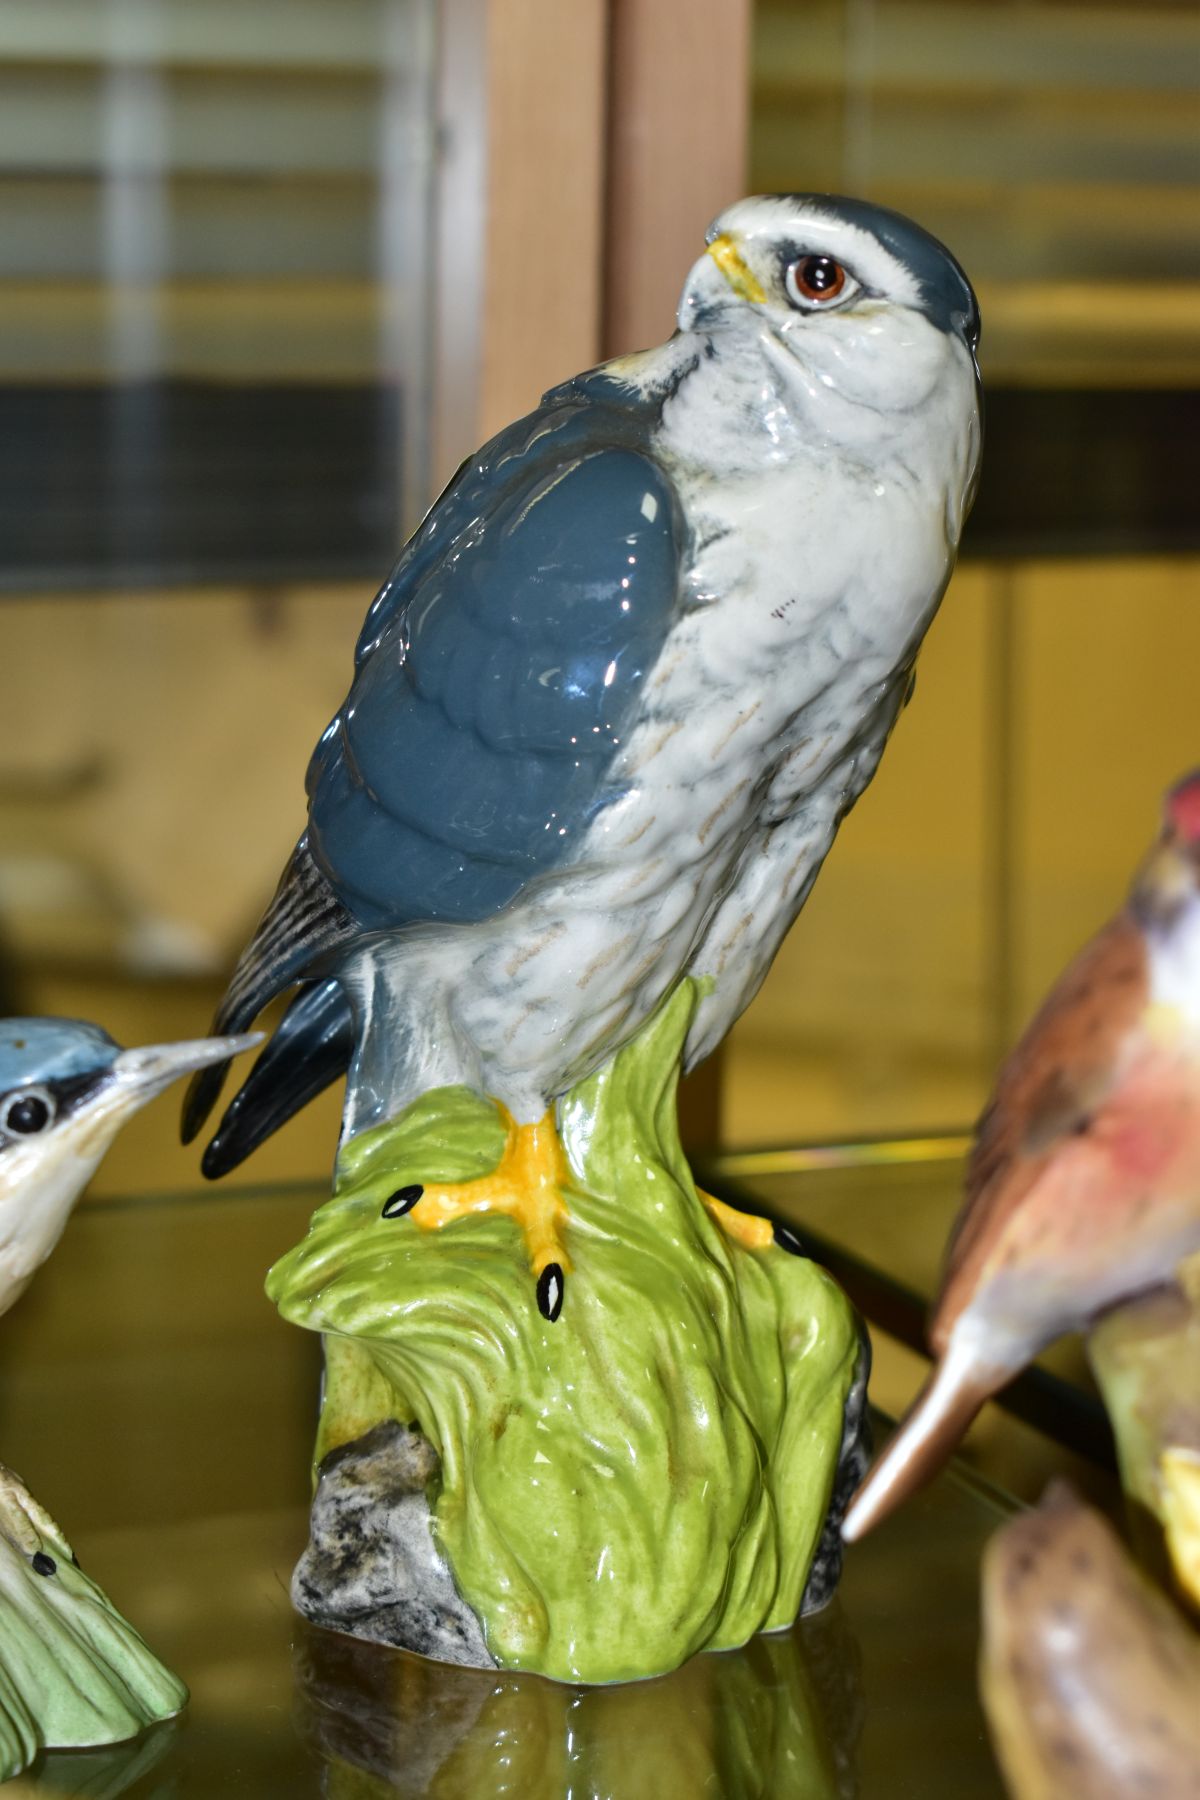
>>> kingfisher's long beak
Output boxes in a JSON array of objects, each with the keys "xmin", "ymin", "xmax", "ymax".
[
  {"xmin": 706, "ymin": 233, "xmax": 766, "ymax": 304},
  {"xmin": 109, "ymin": 1033, "xmax": 262, "ymax": 1114},
  {"xmin": 52, "ymin": 1032, "xmax": 262, "ymax": 1155}
]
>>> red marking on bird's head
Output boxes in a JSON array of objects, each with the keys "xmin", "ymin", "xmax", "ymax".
[{"xmin": 1165, "ymin": 770, "xmax": 1200, "ymax": 845}]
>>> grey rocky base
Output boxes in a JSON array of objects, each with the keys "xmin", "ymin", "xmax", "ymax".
[
  {"xmin": 291, "ymin": 1421, "xmax": 495, "ymax": 1668},
  {"xmin": 292, "ymin": 1325, "xmax": 871, "ymax": 1669}
]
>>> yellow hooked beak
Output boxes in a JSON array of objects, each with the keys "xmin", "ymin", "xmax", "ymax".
[{"xmin": 707, "ymin": 233, "xmax": 766, "ymax": 304}]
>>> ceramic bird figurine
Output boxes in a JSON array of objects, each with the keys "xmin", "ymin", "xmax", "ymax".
[
  {"xmin": 182, "ymin": 192, "xmax": 981, "ymax": 1320},
  {"xmin": 0, "ymin": 1015, "xmax": 257, "ymax": 1778},
  {"xmin": 980, "ymin": 1484, "xmax": 1200, "ymax": 1799},
  {"xmin": 0, "ymin": 1018, "xmax": 257, "ymax": 1318},
  {"xmin": 843, "ymin": 773, "xmax": 1200, "ymax": 1543},
  {"xmin": 1088, "ymin": 1257, "xmax": 1200, "ymax": 1610}
]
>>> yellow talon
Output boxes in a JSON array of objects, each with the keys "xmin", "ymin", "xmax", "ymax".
[
  {"xmin": 413, "ymin": 1106, "xmax": 573, "ymax": 1280},
  {"xmin": 696, "ymin": 1189, "xmax": 775, "ymax": 1252},
  {"xmin": 406, "ymin": 1111, "xmax": 781, "ymax": 1291}
]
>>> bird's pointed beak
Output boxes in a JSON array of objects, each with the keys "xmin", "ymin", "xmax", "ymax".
[
  {"xmin": 110, "ymin": 1032, "xmax": 262, "ymax": 1113},
  {"xmin": 706, "ymin": 233, "xmax": 766, "ymax": 305}
]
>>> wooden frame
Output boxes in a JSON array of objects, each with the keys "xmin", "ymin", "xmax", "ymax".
[
  {"xmin": 431, "ymin": 0, "xmax": 750, "ymax": 1142},
  {"xmin": 432, "ymin": 0, "xmax": 751, "ymax": 478},
  {"xmin": 431, "ymin": 0, "xmax": 609, "ymax": 486}
]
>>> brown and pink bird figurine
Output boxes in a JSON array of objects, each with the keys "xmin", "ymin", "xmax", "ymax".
[{"xmin": 843, "ymin": 770, "xmax": 1200, "ymax": 1542}]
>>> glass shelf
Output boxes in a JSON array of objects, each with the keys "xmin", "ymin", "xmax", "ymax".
[{"xmin": 0, "ymin": 1177, "xmax": 1015, "ymax": 1796}]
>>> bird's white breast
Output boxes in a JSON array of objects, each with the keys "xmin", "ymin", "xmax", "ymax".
[
  {"xmin": 0, "ymin": 1136, "xmax": 108, "ymax": 1318},
  {"xmin": 614, "ymin": 330, "xmax": 972, "ymax": 1058},
  {"xmin": 343, "ymin": 316, "xmax": 979, "ymax": 1130},
  {"xmin": 1149, "ymin": 894, "xmax": 1200, "ymax": 1035}
]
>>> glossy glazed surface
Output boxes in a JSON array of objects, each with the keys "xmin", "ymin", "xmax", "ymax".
[
  {"xmin": 194, "ymin": 190, "xmax": 981, "ymax": 1159},
  {"xmin": 270, "ymin": 984, "xmax": 861, "ymax": 1684},
  {"xmin": 180, "ymin": 193, "xmax": 983, "ymax": 1694},
  {"xmin": 0, "ymin": 1470, "xmax": 184, "ymax": 1776},
  {"xmin": 0, "ymin": 1019, "xmax": 119, "ymax": 1090},
  {"xmin": 316, "ymin": 425, "xmax": 682, "ymax": 926}
]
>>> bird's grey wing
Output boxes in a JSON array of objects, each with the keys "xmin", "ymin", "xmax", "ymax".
[
  {"xmin": 184, "ymin": 379, "xmax": 685, "ymax": 1155},
  {"xmin": 349, "ymin": 368, "xmax": 656, "ymax": 668},
  {"xmin": 307, "ymin": 435, "xmax": 684, "ymax": 927}
]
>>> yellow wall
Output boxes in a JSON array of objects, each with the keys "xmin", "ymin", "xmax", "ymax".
[
  {"xmin": 725, "ymin": 554, "xmax": 1200, "ymax": 1145},
  {"xmin": 0, "ymin": 585, "xmax": 367, "ymax": 1194},
  {"xmin": 1, "ymin": 556, "xmax": 1197, "ymax": 1189}
]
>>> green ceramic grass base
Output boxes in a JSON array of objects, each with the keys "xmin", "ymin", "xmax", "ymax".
[
  {"xmin": 0, "ymin": 1469, "xmax": 186, "ymax": 1782},
  {"xmin": 269, "ymin": 981, "xmax": 862, "ymax": 1684}
]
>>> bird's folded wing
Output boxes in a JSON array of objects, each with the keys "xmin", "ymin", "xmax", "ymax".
[
  {"xmin": 934, "ymin": 913, "xmax": 1148, "ymax": 1337},
  {"xmin": 184, "ymin": 378, "xmax": 688, "ymax": 1150},
  {"xmin": 307, "ymin": 390, "xmax": 686, "ymax": 931}
]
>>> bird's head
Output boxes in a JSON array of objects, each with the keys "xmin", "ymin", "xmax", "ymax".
[
  {"xmin": 1131, "ymin": 770, "xmax": 1200, "ymax": 923},
  {"xmin": 1164, "ymin": 770, "xmax": 1200, "ymax": 852},
  {"xmin": 678, "ymin": 193, "xmax": 980, "ymax": 418},
  {"xmin": 0, "ymin": 1019, "xmax": 260, "ymax": 1316}
]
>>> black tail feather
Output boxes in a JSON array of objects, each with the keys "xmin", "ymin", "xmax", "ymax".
[
  {"xmin": 201, "ymin": 979, "xmax": 354, "ymax": 1178},
  {"xmin": 182, "ymin": 1056, "xmax": 236, "ymax": 1147},
  {"xmin": 181, "ymin": 836, "xmax": 355, "ymax": 1144}
]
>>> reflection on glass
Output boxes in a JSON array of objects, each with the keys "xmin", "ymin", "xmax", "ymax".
[
  {"xmin": 34, "ymin": 1717, "xmax": 178, "ymax": 1799},
  {"xmin": 296, "ymin": 1607, "xmax": 864, "ymax": 1800}
]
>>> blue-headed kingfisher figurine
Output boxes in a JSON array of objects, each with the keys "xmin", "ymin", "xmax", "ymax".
[
  {"xmin": 185, "ymin": 194, "xmax": 982, "ymax": 1683},
  {"xmin": 0, "ymin": 1017, "xmax": 255, "ymax": 1777}
]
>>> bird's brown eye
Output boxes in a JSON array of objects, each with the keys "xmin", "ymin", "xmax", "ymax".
[
  {"xmin": 786, "ymin": 255, "xmax": 847, "ymax": 306},
  {"xmin": 3, "ymin": 1090, "xmax": 53, "ymax": 1135}
]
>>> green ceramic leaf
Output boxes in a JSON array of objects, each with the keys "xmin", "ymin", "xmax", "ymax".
[
  {"xmin": 269, "ymin": 980, "xmax": 859, "ymax": 1684},
  {"xmin": 0, "ymin": 1474, "xmax": 186, "ymax": 1781}
]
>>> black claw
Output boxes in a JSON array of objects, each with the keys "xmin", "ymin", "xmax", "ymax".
[
  {"xmin": 382, "ymin": 1184, "xmax": 423, "ymax": 1219},
  {"xmin": 31, "ymin": 1552, "xmax": 56, "ymax": 1577},
  {"xmin": 536, "ymin": 1262, "xmax": 565, "ymax": 1322},
  {"xmin": 773, "ymin": 1223, "xmax": 805, "ymax": 1256}
]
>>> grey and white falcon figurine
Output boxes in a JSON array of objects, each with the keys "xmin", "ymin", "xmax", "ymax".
[{"xmin": 184, "ymin": 192, "xmax": 981, "ymax": 1309}]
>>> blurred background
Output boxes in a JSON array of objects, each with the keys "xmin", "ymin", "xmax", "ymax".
[{"xmin": 0, "ymin": 0, "xmax": 1195, "ymax": 1197}]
